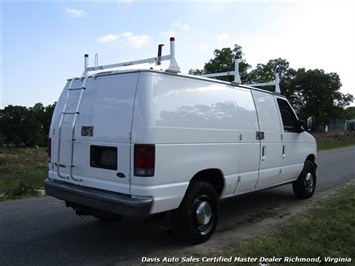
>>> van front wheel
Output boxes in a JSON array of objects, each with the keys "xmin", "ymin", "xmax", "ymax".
[
  {"xmin": 293, "ymin": 160, "xmax": 316, "ymax": 199},
  {"xmin": 172, "ymin": 181, "xmax": 219, "ymax": 244}
]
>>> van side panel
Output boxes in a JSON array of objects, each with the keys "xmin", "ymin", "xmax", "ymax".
[
  {"xmin": 132, "ymin": 73, "xmax": 259, "ymax": 213},
  {"xmin": 49, "ymin": 73, "xmax": 139, "ymax": 194}
]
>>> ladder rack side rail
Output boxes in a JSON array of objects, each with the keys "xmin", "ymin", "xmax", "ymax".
[
  {"xmin": 201, "ymin": 72, "xmax": 235, "ymax": 78},
  {"xmin": 83, "ymin": 55, "xmax": 171, "ymax": 76},
  {"xmin": 68, "ymin": 75, "xmax": 95, "ymax": 182},
  {"xmin": 69, "ymin": 75, "xmax": 94, "ymax": 146},
  {"xmin": 56, "ymin": 164, "xmax": 68, "ymax": 180},
  {"xmin": 245, "ymin": 82, "xmax": 277, "ymax": 87},
  {"xmin": 56, "ymin": 77, "xmax": 82, "ymax": 180}
]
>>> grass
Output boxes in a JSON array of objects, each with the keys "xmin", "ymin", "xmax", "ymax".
[
  {"xmin": 222, "ymin": 182, "xmax": 355, "ymax": 266},
  {"xmin": 0, "ymin": 147, "xmax": 47, "ymax": 201}
]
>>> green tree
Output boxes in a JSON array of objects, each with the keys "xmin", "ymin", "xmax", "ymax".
[
  {"xmin": 0, "ymin": 105, "xmax": 30, "ymax": 146},
  {"xmin": 344, "ymin": 106, "xmax": 355, "ymax": 120},
  {"xmin": 28, "ymin": 103, "xmax": 45, "ymax": 146},
  {"xmin": 188, "ymin": 45, "xmax": 354, "ymax": 129},
  {"xmin": 0, "ymin": 102, "xmax": 56, "ymax": 147},
  {"xmin": 246, "ymin": 58, "xmax": 290, "ymax": 83},
  {"xmin": 291, "ymin": 69, "xmax": 353, "ymax": 126},
  {"xmin": 28, "ymin": 102, "xmax": 56, "ymax": 146},
  {"xmin": 44, "ymin": 103, "xmax": 56, "ymax": 130}
]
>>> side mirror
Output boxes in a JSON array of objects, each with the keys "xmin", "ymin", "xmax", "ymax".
[
  {"xmin": 306, "ymin": 116, "xmax": 316, "ymax": 132},
  {"xmin": 294, "ymin": 119, "xmax": 305, "ymax": 133}
]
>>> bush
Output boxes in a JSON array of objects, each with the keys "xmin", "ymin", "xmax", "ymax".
[
  {"xmin": 2, "ymin": 180, "xmax": 39, "ymax": 200},
  {"xmin": 0, "ymin": 147, "xmax": 47, "ymax": 201},
  {"xmin": 313, "ymin": 131, "xmax": 355, "ymax": 150}
]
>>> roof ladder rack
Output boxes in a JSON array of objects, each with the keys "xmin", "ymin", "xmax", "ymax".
[
  {"xmin": 200, "ymin": 55, "xmax": 281, "ymax": 93},
  {"xmin": 82, "ymin": 37, "xmax": 180, "ymax": 77}
]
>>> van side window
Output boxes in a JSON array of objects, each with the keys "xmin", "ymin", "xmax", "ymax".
[{"xmin": 277, "ymin": 98, "xmax": 297, "ymax": 132}]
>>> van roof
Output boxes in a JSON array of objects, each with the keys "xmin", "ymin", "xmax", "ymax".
[{"xmin": 69, "ymin": 68, "xmax": 284, "ymax": 97}]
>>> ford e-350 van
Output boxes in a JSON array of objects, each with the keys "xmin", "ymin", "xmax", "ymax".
[{"xmin": 44, "ymin": 38, "xmax": 317, "ymax": 244}]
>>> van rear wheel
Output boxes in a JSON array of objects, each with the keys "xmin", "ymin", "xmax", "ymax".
[
  {"xmin": 293, "ymin": 160, "xmax": 316, "ymax": 199},
  {"xmin": 171, "ymin": 181, "xmax": 219, "ymax": 244}
]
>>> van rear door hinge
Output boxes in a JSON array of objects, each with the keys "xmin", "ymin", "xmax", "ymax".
[{"xmin": 256, "ymin": 131, "xmax": 265, "ymax": 140}]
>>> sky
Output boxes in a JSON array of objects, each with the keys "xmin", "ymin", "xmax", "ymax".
[{"xmin": 1, "ymin": 0, "xmax": 355, "ymax": 108}]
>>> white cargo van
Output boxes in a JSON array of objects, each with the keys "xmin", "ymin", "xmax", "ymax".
[{"xmin": 44, "ymin": 38, "xmax": 317, "ymax": 244}]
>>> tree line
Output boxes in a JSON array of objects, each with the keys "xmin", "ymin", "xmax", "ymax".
[
  {"xmin": 190, "ymin": 45, "xmax": 354, "ymax": 128},
  {"xmin": 1, "ymin": 45, "xmax": 354, "ymax": 147},
  {"xmin": 0, "ymin": 103, "xmax": 56, "ymax": 147}
]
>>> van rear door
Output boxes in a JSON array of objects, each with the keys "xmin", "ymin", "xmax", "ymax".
[{"xmin": 49, "ymin": 72, "xmax": 139, "ymax": 195}]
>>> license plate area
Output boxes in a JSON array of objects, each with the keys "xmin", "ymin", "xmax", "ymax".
[{"xmin": 90, "ymin": 145, "xmax": 118, "ymax": 170}]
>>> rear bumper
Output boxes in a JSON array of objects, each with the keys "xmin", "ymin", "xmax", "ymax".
[{"xmin": 44, "ymin": 179, "xmax": 152, "ymax": 218}]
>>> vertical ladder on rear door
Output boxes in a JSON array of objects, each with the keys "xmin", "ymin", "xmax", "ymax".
[{"xmin": 56, "ymin": 75, "xmax": 95, "ymax": 181}]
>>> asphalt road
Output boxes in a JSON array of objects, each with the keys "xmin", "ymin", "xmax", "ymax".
[{"xmin": 1, "ymin": 146, "xmax": 354, "ymax": 266}]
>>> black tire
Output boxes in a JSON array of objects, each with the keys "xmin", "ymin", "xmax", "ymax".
[
  {"xmin": 293, "ymin": 160, "xmax": 316, "ymax": 199},
  {"xmin": 171, "ymin": 181, "xmax": 219, "ymax": 244}
]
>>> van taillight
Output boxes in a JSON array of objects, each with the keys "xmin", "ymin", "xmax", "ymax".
[
  {"xmin": 48, "ymin": 138, "xmax": 51, "ymax": 163},
  {"xmin": 134, "ymin": 144, "xmax": 155, "ymax": 176}
]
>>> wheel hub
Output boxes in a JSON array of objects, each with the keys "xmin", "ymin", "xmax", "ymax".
[
  {"xmin": 305, "ymin": 172, "xmax": 314, "ymax": 192},
  {"xmin": 195, "ymin": 201, "xmax": 212, "ymax": 226}
]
